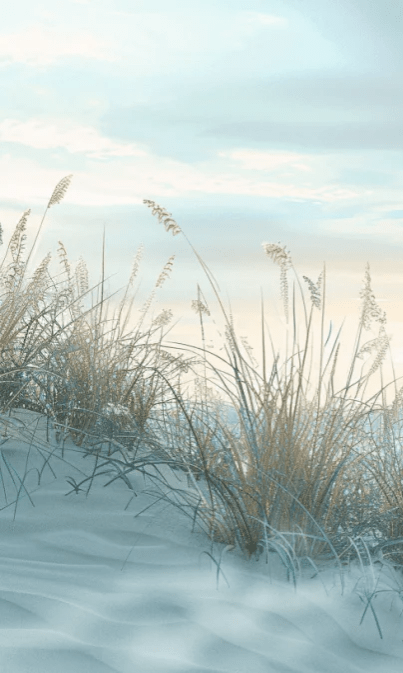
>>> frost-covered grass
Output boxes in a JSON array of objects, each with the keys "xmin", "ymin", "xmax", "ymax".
[{"xmin": 2, "ymin": 176, "xmax": 403, "ymax": 639}]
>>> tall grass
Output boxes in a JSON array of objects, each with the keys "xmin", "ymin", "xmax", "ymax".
[{"xmin": 2, "ymin": 177, "xmax": 403, "ymax": 639}]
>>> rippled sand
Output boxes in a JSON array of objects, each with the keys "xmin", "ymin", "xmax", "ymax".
[{"xmin": 0, "ymin": 408, "xmax": 402, "ymax": 673}]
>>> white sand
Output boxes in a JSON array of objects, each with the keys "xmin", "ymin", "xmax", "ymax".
[{"xmin": 1, "ymin": 409, "xmax": 403, "ymax": 672}]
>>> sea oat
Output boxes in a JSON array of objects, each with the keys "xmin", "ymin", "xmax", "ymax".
[
  {"xmin": 47, "ymin": 175, "xmax": 73, "ymax": 209},
  {"xmin": 262, "ymin": 241, "xmax": 292, "ymax": 323},
  {"xmin": 389, "ymin": 384, "xmax": 403, "ymax": 419},
  {"xmin": 23, "ymin": 176, "xmax": 74, "ymax": 274},
  {"xmin": 57, "ymin": 242, "xmax": 73, "ymax": 290},
  {"xmin": 261, "ymin": 242, "xmax": 292, "ymax": 267},
  {"xmin": 155, "ymin": 254, "xmax": 175, "ymax": 288},
  {"xmin": 155, "ymin": 348, "xmax": 193, "ymax": 374},
  {"xmin": 9, "ymin": 211, "xmax": 28, "ymax": 264},
  {"xmin": 143, "ymin": 199, "xmax": 181, "ymax": 236},
  {"xmin": 359, "ymin": 262, "xmax": 387, "ymax": 331},
  {"xmin": 0, "ymin": 212, "xmax": 30, "ymax": 293},
  {"xmin": 75, "ymin": 256, "xmax": 89, "ymax": 296},
  {"xmin": 191, "ymin": 298, "xmax": 211, "ymax": 317},
  {"xmin": 27, "ymin": 252, "xmax": 52, "ymax": 302},
  {"xmin": 303, "ymin": 272, "xmax": 323, "ymax": 310},
  {"xmin": 356, "ymin": 324, "xmax": 391, "ymax": 379},
  {"xmin": 366, "ymin": 328, "xmax": 390, "ymax": 379},
  {"xmin": 356, "ymin": 334, "xmax": 383, "ymax": 360},
  {"xmin": 151, "ymin": 308, "xmax": 173, "ymax": 328},
  {"xmin": 127, "ymin": 245, "xmax": 144, "ymax": 287},
  {"xmin": 137, "ymin": 256, "xmax": 176, "ymax": 333}
]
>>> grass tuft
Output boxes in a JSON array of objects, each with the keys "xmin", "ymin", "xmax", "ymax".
[{"xmin": 2, "ymin": 182, "xmax": 403, "ymax": 637}]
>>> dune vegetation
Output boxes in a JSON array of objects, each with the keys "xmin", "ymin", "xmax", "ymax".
[{"xmin": 2, "ymin": 175, "xmax": 403, "ymax": 639}]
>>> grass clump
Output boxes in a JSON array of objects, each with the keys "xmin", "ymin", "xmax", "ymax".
[{"xmin": 2, "ymin": 178, "xmax": 403, "ymax": 639}]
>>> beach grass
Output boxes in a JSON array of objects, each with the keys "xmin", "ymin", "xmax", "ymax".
[{"xmin": 2, "ymin": 175, "xmax": 403, "ymax": 639}]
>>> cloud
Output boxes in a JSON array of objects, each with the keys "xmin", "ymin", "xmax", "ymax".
[
  {"xmin": 219, "ymin": 149, "xmax": 312, "ymax": 173},
  {"xmin": 0, "ymin": 117, "xmax": 381, "ymax": 210},
  {"xmin": 0, "ymin": 148, "xmax": 368, "ymax": 210},
  {"xmin": 0, "ymin": 24, "xmax": 117, "ymax": 67},
  {"xmin": 201, "ymin": 120, "xmax": 403, "ymax": 152},
  {"xmin": 247, "ymin": 12, "xmax": 288, "ymax": 28},
  {"xmin": 0, "ymin": 119, "xmax": 148, "ymax": 158}
]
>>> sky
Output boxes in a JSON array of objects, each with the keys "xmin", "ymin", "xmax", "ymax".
[{"xmin": 2, "ymin": 0, "xmax": 403, "ymax": 408}]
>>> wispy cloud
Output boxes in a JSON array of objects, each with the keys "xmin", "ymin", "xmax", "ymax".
[
  {"xmin": 0, "ymin": 119, "xmax": 148, "ymax": 158},
  {"xmin": 219, "ymin": 149, "xmax": 312, "ymax": 173},
  {"xmin": 0, "ymin": 24, "xmax": 117, "ymax": 67},
  {"xmin": 246, "ymin": 12, "xmax": 288, "ymax": 28},
  {"xmin": 0, "ymin": 120, "xmax": 370, "ymax": 208}
]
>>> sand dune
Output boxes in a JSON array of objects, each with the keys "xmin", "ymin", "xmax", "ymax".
[{"xmin": 0, "ymin": 409, "xmax": 403, "ymax": 673}]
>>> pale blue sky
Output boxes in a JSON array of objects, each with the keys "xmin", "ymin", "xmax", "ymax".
[{"xmin": 2, "ymin": 0, "xmax": 403, "ymax": 403}]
